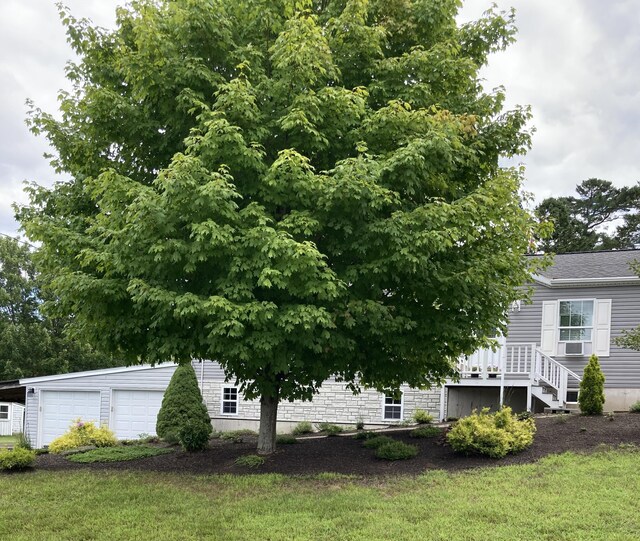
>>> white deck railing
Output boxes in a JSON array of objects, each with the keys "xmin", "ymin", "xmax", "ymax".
[
  {"xmin": 458, "ymin": 342, "xmax": 537, "ymax": 378},
  {"xmin": 457, "ymin": 342, "xmax": 582, "ymax": 406}
]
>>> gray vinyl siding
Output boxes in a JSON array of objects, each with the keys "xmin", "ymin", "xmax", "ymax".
[
  {"xmin": 23, "ymin": 364, "xmax": 178, "ymax": 446},
  {"xmin": 507, "ymin": 283, "xmax": 640, "ymax": 389}
]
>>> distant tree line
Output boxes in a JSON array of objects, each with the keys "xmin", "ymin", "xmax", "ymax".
[
  {"xmin": 0, "ymin": 235, "xmax": 122, "ymax": 380},
  {"xmin": 535, "ymin": 178, "xmax": 640, "ymax": 253}
]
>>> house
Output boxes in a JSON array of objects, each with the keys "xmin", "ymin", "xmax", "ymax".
[
  {"xmin": 1, "ymin": 250, "xmax": 639, "ymax": 447},
  {"xmin": 446, "ymin": 250, "xmax": 640, "ymax": 418},
  {"xmin": 0, "ymin": 402, "xmax": 25, "ymax": 436}
]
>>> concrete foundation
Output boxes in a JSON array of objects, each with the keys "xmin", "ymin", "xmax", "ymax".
[{"xmin": 603, "ymin": 389, "xmax": 640, "ymax": 412}]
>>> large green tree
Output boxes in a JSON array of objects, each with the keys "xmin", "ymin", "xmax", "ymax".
[
  {"xmin": 535, "ymin": 178, "xmax": 640, "ymax": 253},
  {"xmin": 19, "ymin": 0, "xmax": 542, "ymax": 453},
  {"xmin": 0, "ymin": 236, "xmax": 119, "ymax": 379}
]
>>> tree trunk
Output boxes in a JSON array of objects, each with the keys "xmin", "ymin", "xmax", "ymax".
[{"xmin": 257, "ymin": 390, "xmax": 279, "ymax": 455}]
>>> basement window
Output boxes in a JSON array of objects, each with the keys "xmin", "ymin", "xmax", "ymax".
[
  {"xmin": 221, "ymin": 387, "xmax": 238, "ymax": 415},
  {"xmin": 383, "ymin": 393, "xmax": 403, "ymax": 420},
  {"xmin": 566, "ymin": 390, "xmax": 579, "ymax": 403}
]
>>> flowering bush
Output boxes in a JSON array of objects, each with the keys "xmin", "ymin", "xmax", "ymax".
[{"xmin": 48, "ymin": 419, "xmax": 118, "ymax": 454}]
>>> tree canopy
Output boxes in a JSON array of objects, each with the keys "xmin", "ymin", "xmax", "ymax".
[
  {"xmin": 0, "ymin": 236, "xmax": 119, "ymax": 380},
  {"xmin": 535, "ymin": 178, "xmax": 640, "ymax": 253},
  {"xmin": 18, "ymin": 0, "xmax": 542, "ymax": 452}
]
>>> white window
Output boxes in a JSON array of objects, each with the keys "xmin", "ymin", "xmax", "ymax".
[
  {"xmin": 383, "ymin": 393, "xmax": 403, "ymax": 420},
  {"xmin": 0, "ymin": 405, "xmax": 8, "ymax": 420},
  {"xmin": 221, "ymin": 387, "xmax": 238, "ymax": 415},
  {"xmin": 559, "ymin": 300, "xmax": 594, "ymax": 341},
  {"xmin": 541, "ymin": 299, "xmax": 611, "ymax": 358}
]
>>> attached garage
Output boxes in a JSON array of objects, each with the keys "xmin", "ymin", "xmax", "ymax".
[
  {"xmin": 111, "ymin": 390, "xmax": 165, "ymax": 440},
  {"xmin": 20, "ymin": 364, "xmax": 180, "ymax": 448},
  {"xmin": 40, "ymin": 391, "xmax": 101, "ymax": 447}
]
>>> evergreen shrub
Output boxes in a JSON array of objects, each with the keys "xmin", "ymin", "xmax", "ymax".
[
  {"xmin": 179, "ymin": 420, "xmax": 211, "ymax": 452},
  {"xmin": 410, "ymin": 426, "xmax": 441, "ymax": 438},
  {"xmin": 579, "ymin": 354, "xmax": 605, "ymax": 415},
  {"xmin": 0, "ymin": 447, "xmax": 36, "ymax": 471},
  {"xmin": 375, "ymin": 441, "xmax": 418, "ymax": 461},
  {"xmin": 362, "ymin": 435, "xmax": 395, "ymax": 449},
  {"xmin": 447, "ymin": 407, "xmax": 536, "ymax": 458},
  {"xmin": 156, "ymin": 364, "xmax": 212, "ymax": 441}
]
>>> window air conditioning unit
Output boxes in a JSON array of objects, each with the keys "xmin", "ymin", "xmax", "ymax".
[{"xmin": 565, "ymin": 342, "xmax": 584, "ymax": 355}]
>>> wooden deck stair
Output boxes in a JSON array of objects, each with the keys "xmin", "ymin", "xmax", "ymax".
[{"xmin": 454, "ymin": 342, "xmax": 582, "ymax": 413}]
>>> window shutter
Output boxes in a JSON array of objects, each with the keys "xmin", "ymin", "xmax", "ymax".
[
  {"xmin": 540, "ymin": 301, "xmax": 558, "ymax": 356},
  {"xmin": 593, "ymin": 299, "xmax": 612, "ymax": 357}
]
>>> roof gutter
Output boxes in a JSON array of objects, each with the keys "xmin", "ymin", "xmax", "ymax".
[{"xmin": 532, "ymin": 274, "xmax": 640, "ymax": 288}]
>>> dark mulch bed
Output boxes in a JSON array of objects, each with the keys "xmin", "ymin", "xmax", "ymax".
[{"xmin": 34, "ymin": 413, "xmax": 640, "ymax": 477}]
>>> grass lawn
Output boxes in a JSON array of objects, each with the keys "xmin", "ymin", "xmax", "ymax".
[
  {"xmin": 1, "ymin": 449, "xmax": 640, "ymax": 540},
  {"xmin": 0, "ymin": 435, "xmax": 17, "ymax": 447}
]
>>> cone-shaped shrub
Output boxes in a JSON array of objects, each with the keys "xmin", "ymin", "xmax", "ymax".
[
  {"xmin": 579, "ymin": 354, "xmax": 605, "ymax": 415},
  {"xmin": 156, "ymin": 364, "xmax": 212, "ymax": 440}
]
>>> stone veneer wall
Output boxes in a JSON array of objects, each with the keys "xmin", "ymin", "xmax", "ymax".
[{"xmin": 202, "ymin": 380, "xmax": 442, "ymax": 431}]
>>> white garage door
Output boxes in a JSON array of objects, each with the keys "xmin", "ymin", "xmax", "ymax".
[
  {"xmin": 41, "ymin": 391, "xmax": 101, "ymax": 447},
  {"xmin": 112, "ymin": 390, "xmax": 164, "ymax": 440}
]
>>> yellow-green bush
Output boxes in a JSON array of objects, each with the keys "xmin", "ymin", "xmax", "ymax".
[
  {"xmin": 0, "ymin": 447, "xmax": 36, "ymax": 471},
  {"xmin": 447, "ymin": 407, "xmax": 536, "ymax": 458},
  {"xmin": 48, "ymin": 419, "xmax": 118, "ymax": 454}
]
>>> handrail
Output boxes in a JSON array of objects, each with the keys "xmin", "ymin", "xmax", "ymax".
[{"xmin": 534, "ymin": 348, "xmax": 582, "ymax": 405}]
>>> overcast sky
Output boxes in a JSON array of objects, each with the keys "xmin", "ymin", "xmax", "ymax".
[{"xmin": 1, "ymin": 0, "xmax": 639, "ymax": 239}]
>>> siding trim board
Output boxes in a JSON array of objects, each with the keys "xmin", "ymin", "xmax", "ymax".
[{"xmin": 20, "ymin": 363, "xmax": 178, "ymax": 385}]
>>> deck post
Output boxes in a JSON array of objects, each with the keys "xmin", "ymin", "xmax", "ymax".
[
  {"xmin": 499, "ymin": 372, "xmax": 505, "ymax": 407},
  {"xmin": 527, "ymin": 346, "xmax": 536, "ymax": 412},
  {"xmin": 439, "ymin": 385, "xmax": 446, "ymax": 422}
]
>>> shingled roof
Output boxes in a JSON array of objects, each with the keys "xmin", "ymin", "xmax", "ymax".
[{"xmin": 536, "ymin": 250, "xmax": 639, "ymax": 280}]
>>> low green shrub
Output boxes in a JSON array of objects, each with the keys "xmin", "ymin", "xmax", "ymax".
[
  {"xmin": 48, "ymin": 419, "xmax": 118, "ymax": 454},
  {"xmin": 409, "ymin": 426, "xmax": 441, "ymax": 438},
  {"xmin": 413, "ymin": 409, "xmax": 434, "ymax": 424},
  {"xmin": 353, "ymin": 430, "xmax": 377, "ymax": 440},
  {"xmin": 235, "ymin": 455, "xmax": 265, "ymax": 468},
  {"xmin": 220, "ymin": 430, "xmax": 258, "ymax": 443},
  {"xmin": 316, "ymin": 423, "xmax": 343, "ymax": 436},
  {"xmin": 362, "ymin": 435, "xmax": 395, "ymax": 449},
  {"xmin": 447, "ymin": 407, "xmax": 536, "ymax": 459},
  {"xmin": 356, "ymin": 418, "xmax": 365, "ymax": 431},
  {"xmin": 292, "ymin": 421, "xmax": 313, "ymax": 435},
  {"xmin": 121, "ymin": 434, "xmax": 161, "ymax": 446},
  {"xmin": 375, "ymin": 441, "xmax": 418, "ymax": 461},
  {"xmin": 629, "ymin": 401, "xmax": 640, "ymax": 413},
  {"xmin": 68, "ymin": 446, "xmax": 172, "ymax": 463},
  {"xmin": 179, "ymin": 420, "xmax": 211, "ymax": 451},
  {"xmin": 0, "ymin": 447, "xmax": 36, "ymax": 471},
  {"xmin": 276, "ymin": 434, "xmax": 298, "ymax": 445}
]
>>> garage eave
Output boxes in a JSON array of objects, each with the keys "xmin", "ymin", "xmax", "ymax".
[{"xmin": 19, "ymin": 363, "xmax": 179, "ymax": 386}]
